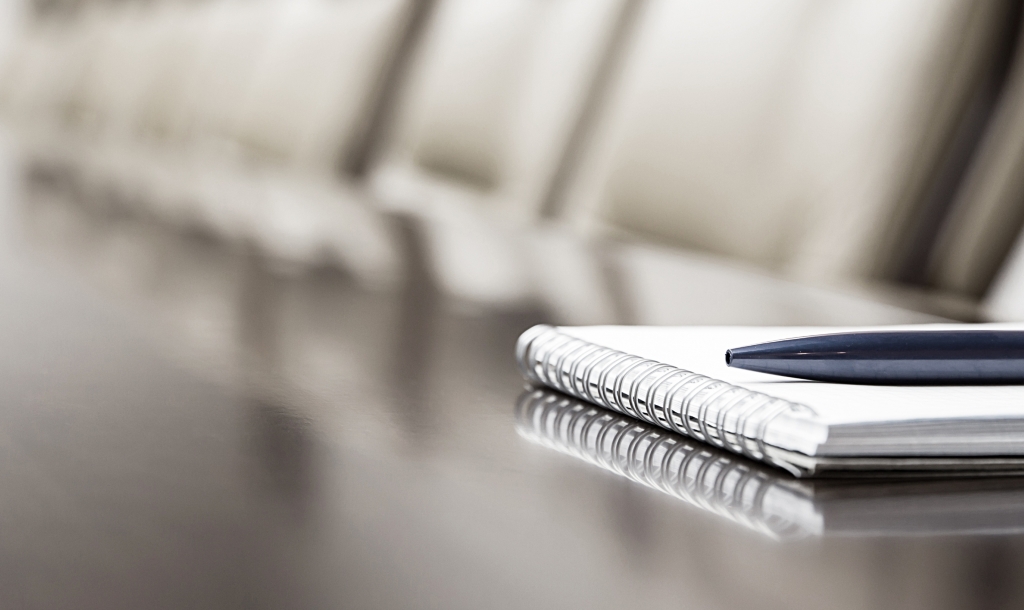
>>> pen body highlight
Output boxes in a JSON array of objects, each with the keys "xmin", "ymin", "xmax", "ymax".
[{"xmin": 726, "ymin": 331, "xmax": 1024, "ymax": 384}]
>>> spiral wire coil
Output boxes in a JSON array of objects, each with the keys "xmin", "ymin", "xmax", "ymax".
[
  {"xmin": 516, "ymin": 325, "xmax": 816, "ymax": 467},
  {"xmin": 515, "ymin": 388, "xmax": 809, "ymax": 539}
]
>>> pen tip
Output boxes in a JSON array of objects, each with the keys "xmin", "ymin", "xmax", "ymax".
[{"xmin": 725, "ymin": 349, "xmax": 733, "ymax": 366}]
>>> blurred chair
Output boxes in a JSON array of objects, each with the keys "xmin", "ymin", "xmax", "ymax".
[
  {"xmin": 9, "ymin": 0, "xmax": 1013, "ymax": 325},
  {"xmin": 1, "ymin": 0, "xmax": 419, "ymax": 288},
  {"xmin": 369, "ymin": 0, "xmax": 632, "ymax": 313},
  {"xmin": 374, "ymin": 0, "xmax": 629, "ymax": 221},
  {"xmin": 229, "ymin": 0, "xmax": 409, "ymax": 170},
  {"xmin": 560, "ymin": 0, "xmax": 1014, "ymax": 290},
  {"xmin": 165, "ymin": 0, "xmax": 286, "ymax": 148},
  {"xmin": 927, "ymin": 7, "xmax": 1024, "ymax": 309},
  {"xmin": 67, "ymin": 4, "xmax": 170, "ymax": 136},
  {"xmin": 973, "ymin": 43, "xmax": 1024, "ymax": 321},
  {"xmin": 139, "ymin": 0, "xmax": 412, "ymax": 281},
  {"xmin": 0, "ymin": 13, "xmax": 95, "ymax": 127}
]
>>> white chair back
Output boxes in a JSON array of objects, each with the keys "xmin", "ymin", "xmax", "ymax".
[
  {"xmin": 562, "ymin": 0, "xmax": 1008, "ymax": 283},
  {"xmin": 372, "ymin": 0, "xmax": 628, "ymax": 221}
]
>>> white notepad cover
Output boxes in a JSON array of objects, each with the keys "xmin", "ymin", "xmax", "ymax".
[{"xmin": 518, "ymin": 324, "xmax": 1024, "ymax": 471}]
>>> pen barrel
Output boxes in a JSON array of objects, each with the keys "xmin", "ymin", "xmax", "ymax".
[{"xmin": 726, "ymin": 331, "xmax": 1024, "ymax": 384}]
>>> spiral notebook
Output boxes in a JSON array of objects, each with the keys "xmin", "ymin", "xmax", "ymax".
[
  {"xmin": 515, "ymin": 324, "xmax": 1024, "ymax": 476},
  {"xmin": 516, "ymin": 388, "xmax": 1024, "ymax": 537}
]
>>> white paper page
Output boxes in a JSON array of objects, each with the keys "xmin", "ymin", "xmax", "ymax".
[{"xmin": 561, "ymin": 324, "xmax": 1024, "ymax": 427}]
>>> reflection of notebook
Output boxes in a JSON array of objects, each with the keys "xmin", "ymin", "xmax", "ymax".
[
  {"xmin": 515, "ymin": 324, "xmax": 1024, "ymax": 476},
  {"xmin": 516, "ymin": 388, "xmax": 1024, "ymax": 538}
]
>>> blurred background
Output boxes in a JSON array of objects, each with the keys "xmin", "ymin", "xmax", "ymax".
[
  {"xmin": 6, "ymin": 0, "xmax": 1024, "ymax": 326},
  {"xmin": 6, "ymin": 2, "xmax": 1024, "ymax": 608}
]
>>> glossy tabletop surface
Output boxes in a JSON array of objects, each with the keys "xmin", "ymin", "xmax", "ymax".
[{"xmin": 2, "ymin": 138, "xmax": 1023, "ymax": 610}]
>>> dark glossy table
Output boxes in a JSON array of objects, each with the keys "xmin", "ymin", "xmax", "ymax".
[{"xmin": 1, "ymin": 139, "xmax": 1022, "ymax": 610}]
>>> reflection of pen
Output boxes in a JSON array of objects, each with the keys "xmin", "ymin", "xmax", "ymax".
[{"xmin": 726, "ymin": 331, "xmax": 1024, "ymax": 384}]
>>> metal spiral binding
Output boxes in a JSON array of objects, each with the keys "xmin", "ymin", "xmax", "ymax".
[
  {"xmin": 514, "ymin": 388, "xmax": 809, "ymax": 539},
  {"xmin": 515, "ymin": 325, "xmax": 817, "ymax": 465}
]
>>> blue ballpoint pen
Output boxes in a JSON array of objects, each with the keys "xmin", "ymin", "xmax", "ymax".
[{"xmin": 725, "ymin": 330, "xmax": 1024, "ymax": 384}]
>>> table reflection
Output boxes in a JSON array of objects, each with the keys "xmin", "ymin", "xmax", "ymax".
[
  {"xmin": 516, "ymin": 387, "xmax": 1024, "ymax": 539},
  {"xmin": 12, "ymin": 130, "xmax": 1024, "ymax": 610}
]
